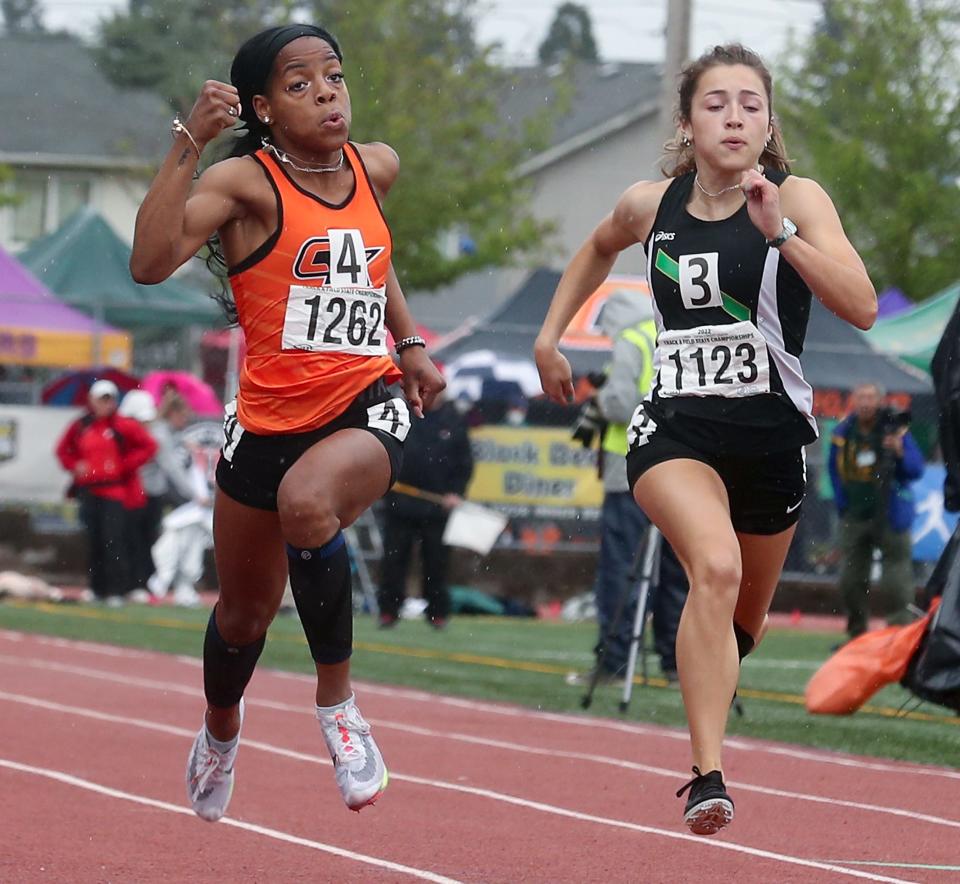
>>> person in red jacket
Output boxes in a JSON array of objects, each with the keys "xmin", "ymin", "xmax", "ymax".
[{"xmin": 55, "ymin": 379, "xmax": 158, "ymax": 603}]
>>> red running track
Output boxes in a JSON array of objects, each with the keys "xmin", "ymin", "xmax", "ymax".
[{"xmin": 1, "ymin": 629, "xmax": 958, "ymax": 883}]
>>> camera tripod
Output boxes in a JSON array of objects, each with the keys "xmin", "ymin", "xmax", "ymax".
[
  {"xmin": 582, "ymin": 522, "xmax": 662, "ymax": 712},
  {"xmin": 581, "ymin": 523, "xmax": 746, "ymax": 717}
]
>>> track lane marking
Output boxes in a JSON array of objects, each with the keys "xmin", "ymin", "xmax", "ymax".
[
  {"xmin": 0, "ymin": 690, "xmax": 924, "ymax": 882},
  {"xmin": 826, "ymin": 861, "xmax": 960, "ymax": 872},
  {"xmin": 5, "ymin": 611, "xmax": 957, "ymax": 725},
  {"xmin": 0, "ymin": 758, "xmax": 461, "ymax": 883},
  {"xmin": 2, "ymin": 685, "xmax": 956, "ymax": 832},
  {"xmin": 3, "ymin": 643, "xmax": 959, "ymax": 785}
]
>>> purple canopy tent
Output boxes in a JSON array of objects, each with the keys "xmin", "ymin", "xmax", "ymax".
[
  {"xmin": 877, "ymin": 287, "xmax": 912, "ymax": 320},
  {"xmin": 0, "ymin": 245, "xmax": 130, "ymax": 368}
]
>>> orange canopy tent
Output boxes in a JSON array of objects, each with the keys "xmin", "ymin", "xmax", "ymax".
[{"xmin": 561, "ymin": 275, "xmax": 652, "ymax": 351}]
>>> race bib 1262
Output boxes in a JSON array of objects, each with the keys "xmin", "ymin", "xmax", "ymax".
[
  {"xmin": 281, "ymin": 284, "xmax": 387, "ymax": 356},
  {"xmin": 656, "ymin": 322, "xmax": 770, "ymax": 398}
]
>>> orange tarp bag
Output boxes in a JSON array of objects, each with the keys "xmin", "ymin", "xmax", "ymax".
[{"xmin": 805, "ymin": 598, "xmax": 940, "ymax": 715}]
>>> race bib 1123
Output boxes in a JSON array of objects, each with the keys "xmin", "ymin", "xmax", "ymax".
[
  {"xmin": 281, "ymin": 284, "xmax": 387, "ymax": 356},
  {"xmin": 656, "ymin": 322, "xmax": 770, "ymax": 398}
]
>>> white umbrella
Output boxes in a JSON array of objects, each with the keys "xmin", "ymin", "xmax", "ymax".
[{"xmin": 443, "ymin": 349, "xmax": 543, "ymax": 401}]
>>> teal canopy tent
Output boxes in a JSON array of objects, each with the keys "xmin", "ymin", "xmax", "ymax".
[
  {"xmin": 18, "ymin": 207, "xmax": 220, "ymax": 328},
  {"xmin": 863, "ymin": 281, "xmax": 960, "ymax": 374}
]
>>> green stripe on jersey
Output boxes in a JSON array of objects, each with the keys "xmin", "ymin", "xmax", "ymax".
[{"xmin": 654, "ymin": 248, "xmax": 751, "ymax": 323}]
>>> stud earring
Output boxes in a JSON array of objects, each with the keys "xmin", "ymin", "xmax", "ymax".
[{"xmin": 262, "ymin": 116, "xmax": 270, "ymax": 124}]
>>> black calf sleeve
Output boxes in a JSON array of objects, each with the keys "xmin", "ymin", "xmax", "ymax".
[
  {"xmin": 203, "ymin": 606, "xmax": 266, "ymax": 708},
  {"xmin": 287, "ymin": 531, "xmax": 353, "ymax": 665},
  {"xmin": 734, "ymin": 621, "xmax": 755, "ymax": 662}
]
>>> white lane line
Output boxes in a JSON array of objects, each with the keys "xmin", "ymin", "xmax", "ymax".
[
  {"xmin": 23, "ymin": 635, "xmax": 155, "ymax": 658},
  {"xmin": 336, "ymin": 679, "xmax": 960, "ymax": 782},
  {"xmin": 4, "ymin": 647, "xmax": 959, "ymax": 788},
  {"xmin": 826, "ymin": 861, "xmax": 960, "ymax": 872},
  {"xmin": 359, "ymin": 716, "xmax": 960, "ymax": 831},
  {"xmin": 2, "ymin": 684, "xmax": 955, "ymax": 832},
  {"xmin": 0, "ymin": 757, "xmax": 462, "ymax": 883},
  {"xmin": 0, "ymin": 691, "xmax": 921, "ymax": 882},
  {"xmin": 4, "ymin": 634, "xmax": 959, "ymax": 782}
]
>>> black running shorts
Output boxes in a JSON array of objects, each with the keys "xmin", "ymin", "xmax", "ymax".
[
  {"xmin": 625, "ymin": 404, "xmax": 806, "ymax": 535},
  {"xmin": 216, "ymin": 378, "xmax": 408, "ymax": 511}
]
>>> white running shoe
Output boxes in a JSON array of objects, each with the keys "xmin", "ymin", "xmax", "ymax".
[
  {"xmin": 185, "ymin": 699, "xmax": 244, "ymax": 822},
  {"xmin": 317, "ymin": 696, "xmax": 388, "ymax": 811}
]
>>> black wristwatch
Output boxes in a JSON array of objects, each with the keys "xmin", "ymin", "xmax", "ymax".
[{"xmin": 765, "ymin": 217, "xmax": 797, "ymax": 249}]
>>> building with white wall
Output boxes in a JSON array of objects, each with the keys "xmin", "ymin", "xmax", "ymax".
[
  {"xmin": 407, "ymin": 61, "xmax": 665, "ymax": 330},
  {"xmin": 0, "ymin": 32, "xmax": 168, "ymax": 252}
]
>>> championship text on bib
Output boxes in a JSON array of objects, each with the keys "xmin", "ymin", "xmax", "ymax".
[
  {"xmin": 281, "ymin": 284, "xmax": 387, "ymax": 355},
  {"xmin": 657, "ymin": 321, "xmax": 771, "ymax": 398}
]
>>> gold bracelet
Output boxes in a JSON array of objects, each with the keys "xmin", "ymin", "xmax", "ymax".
[{"xmin": 170, "ymin": 116, "xmax": 201, "ymax": 159}]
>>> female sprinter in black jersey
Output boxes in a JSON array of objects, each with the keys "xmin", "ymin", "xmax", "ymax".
[{"xmin": 534, "ymin": 44, "xmax": 876, "ymax": 835}]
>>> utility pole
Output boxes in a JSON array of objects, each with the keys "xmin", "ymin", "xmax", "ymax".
[{"xmin": 659, "ymin": 0, "xmax": 693, "ymax": 145}]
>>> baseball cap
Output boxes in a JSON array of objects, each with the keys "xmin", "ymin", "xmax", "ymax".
[
  {"xmin": 89, "ymin": 379, "xmax": 119, "ymax": 400},
  {"xmin": 118, "ymin": 389, "xmax": 157, "ymax": 422}
]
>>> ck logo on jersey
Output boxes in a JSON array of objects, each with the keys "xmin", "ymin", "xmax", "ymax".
[
  {"xmin": 654, "ymin": 231, "xmax": 675, "ymax": 242},
  {"xmin": 293, "ymin": 228, "xmax": 385, "ymax": 285}
]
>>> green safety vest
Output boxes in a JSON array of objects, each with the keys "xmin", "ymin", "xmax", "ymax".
[{"xmin": 601, "ymin": 319, "xmax": 657, "ymax": 456}]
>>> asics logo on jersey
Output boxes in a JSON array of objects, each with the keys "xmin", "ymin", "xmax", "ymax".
[
  {"xmin": 293, "ymin": 237, "xmax": 385, "ymax": 284},
  {"xmin": 654, "ymin": 231, "xmax": 676, "ymax": 242}
]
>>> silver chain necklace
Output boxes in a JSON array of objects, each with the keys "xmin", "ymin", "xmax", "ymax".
[
  {"xmin": 263, "ymin": 140, "xmax": 345, "ymax": 174},
  {"xmin": 694, "ymin": 175, "xmax": 743, "ymax": 199}
]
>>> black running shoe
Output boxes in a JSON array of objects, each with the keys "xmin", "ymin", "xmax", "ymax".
[{"xmin": 676, "ymin": 766, "xmax": 734, "ymax": 835}]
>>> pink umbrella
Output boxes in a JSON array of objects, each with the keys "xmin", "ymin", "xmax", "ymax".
[{"xmin": 142, "ymin": 370, "xmax": 224, "ymax": 417}]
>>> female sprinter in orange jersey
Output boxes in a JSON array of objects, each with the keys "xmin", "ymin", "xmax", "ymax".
[{"xmin": 131, "ymin": 24, "xmax": 445, "ymax": 822}]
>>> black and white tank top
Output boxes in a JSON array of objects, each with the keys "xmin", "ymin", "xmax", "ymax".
[{"xmin": 642, "ymin": 169, "xmax": 818, "ymax": 454}]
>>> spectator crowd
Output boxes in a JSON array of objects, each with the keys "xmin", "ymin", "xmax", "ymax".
[{"xmin": 55, "ymin": 381, "xmax": 214, "ymax": 606}]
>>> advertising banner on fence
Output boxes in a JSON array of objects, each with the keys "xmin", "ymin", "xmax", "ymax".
[{"xmin": 467, "ymin": 425, "xmax": 603, "ymax": 521}]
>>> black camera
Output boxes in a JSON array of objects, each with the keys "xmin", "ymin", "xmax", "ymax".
[
  {"xmin": 571, "ymin": 372, "xmax": 610, "ymax": 448},
  {"xmin": 878, "ymin": 406, "xmax": 911, "ymax": 434},
  {"xmin": 571, "ymin": 397, "xmax": 607, "ymax": 449}
]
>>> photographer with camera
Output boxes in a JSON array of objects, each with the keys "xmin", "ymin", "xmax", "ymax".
[
  {"xmin": 568, "ymin": 289, "xmax": 689, "ymax": 686},
  {"xmin": 829, "ymin": 382, "xmax": 925, "ymax": 641}
]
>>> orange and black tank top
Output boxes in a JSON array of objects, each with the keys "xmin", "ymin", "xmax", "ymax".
[{"xmin": 228, "ymin": 143, "xmax": 402, "ymax": 434}]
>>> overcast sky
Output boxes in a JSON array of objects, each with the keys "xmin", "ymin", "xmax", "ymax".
[{"xmin": 42, "ymin": 0, "xmax": 825, "ymax": 66}]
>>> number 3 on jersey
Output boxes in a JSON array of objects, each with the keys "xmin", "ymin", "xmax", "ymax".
[{"xmin": 679, "ymin": 252, "xmax": 722, "ymax": 310}]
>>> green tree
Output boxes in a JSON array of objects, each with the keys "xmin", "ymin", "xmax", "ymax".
[
  {"xmin": 95, "ymin": 1, "xmax": 296, "ymax": 114},
  {"xmin": 0, "ymin": 166, "xmax": 15, "ymax": 209},
  {"xmin": 537, "ymin": 2, "xmax": 599, "ymax": 65},
  {"xmin": 94, "ymin": 0, "xmax": 553, "ymax": 290},
  {"xmin": 2, "ymin": 0, "xmax": 45, "ymax": 33},
  {"xmin": 777, "ymin": 0, "xmax": 960, "ymax": 300},
  {"xmin": 311, "ymin": 0, "xmax": 554, "ymax": 288}
]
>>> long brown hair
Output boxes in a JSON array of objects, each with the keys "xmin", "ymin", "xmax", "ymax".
[{"xmin": 661, "ymin": 44, "xmax": 791, "ymax": 177}]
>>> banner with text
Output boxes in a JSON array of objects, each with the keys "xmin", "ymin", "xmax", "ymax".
[{"xmin": 467, "ymin": 425, "xmax": 603, "ymax": 522}]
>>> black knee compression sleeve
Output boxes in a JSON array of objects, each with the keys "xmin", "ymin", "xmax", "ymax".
[
  {"xmin": 203, "ymin": 606, "xmax": 266, "ymax": 708},
  {"xmin": 734, "ymin": 621, "xmax": 755, "ymax": 662},
  {"xmin": 286, "ymin": 531, "xmax": 353, "ymax": 665}
]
